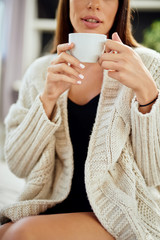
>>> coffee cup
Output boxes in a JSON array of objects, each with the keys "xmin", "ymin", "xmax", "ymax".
[{"xmin": 68, "ymin": 33, "xmax": 107, "ymax": 63}]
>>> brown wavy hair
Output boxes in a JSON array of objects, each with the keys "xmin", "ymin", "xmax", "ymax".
[{"xmin": 51, "ymin": 0, "xmax": 138, "ymax": 53}]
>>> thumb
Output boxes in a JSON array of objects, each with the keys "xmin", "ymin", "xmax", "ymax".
[{"xmin": 112, "ymin": 32, "xmax": 123, "ymax": 43}]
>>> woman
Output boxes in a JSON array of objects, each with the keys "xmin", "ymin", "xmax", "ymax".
[{"xmin": 0, "ymin": 0, "xmax": 160, "ymax": 239}]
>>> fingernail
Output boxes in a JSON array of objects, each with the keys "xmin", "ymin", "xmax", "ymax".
[
  {"xmin": 79, "ymin": 74, "xmax": 84, "ymax": 79},
  {"xmin": 110, "ymin": 50, "xmax": 118, "ymax": 54},
  {"xmin": 80, "ymin": 63, "xmax": 85, "ymax": 69},
  {"xmin": 77, "ymin": 80, "xmax": 82, "ymax": 85},
  {"xmin": 68, "ymin": 42, "xmax": 72, "ymax": 46}
]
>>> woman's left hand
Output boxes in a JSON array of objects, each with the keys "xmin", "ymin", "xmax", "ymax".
[{"xmin": 99, "ymin": 32, "xmax": 158, "ymax": 106}]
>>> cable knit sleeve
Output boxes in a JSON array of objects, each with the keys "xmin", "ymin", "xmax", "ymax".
[
  {"xmin": 131, "ymin": 49, "xmax": 160, "ymax": 187},
  {"xmin": 4, "ymin": 55, "xmax": 61, "ymax": 178}
]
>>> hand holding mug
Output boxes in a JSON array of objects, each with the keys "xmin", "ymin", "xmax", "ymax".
[
  {"xmin": 99, "ymin": 32, "xmax": 158, "ymax": 105},
  {"xmin": 40, "ymin": 43, "xmax": 85, "ymax": 119}
]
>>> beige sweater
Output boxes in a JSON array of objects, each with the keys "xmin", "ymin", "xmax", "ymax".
[{"xmin": 1, "ymin": 47, "xmax": 160, "ymax": 239}]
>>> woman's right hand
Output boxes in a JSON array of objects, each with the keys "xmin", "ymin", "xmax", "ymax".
[{"xmin": 40, "ymin": 43, "xmax": 85, "ymax": 119}]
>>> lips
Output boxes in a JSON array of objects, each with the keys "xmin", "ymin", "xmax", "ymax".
[
  {"xmin": 81, "ymin": 16, "xmax": 102, "ymax": 29},
  {"xmin": 81, "ymin": 16, "xmax": 102, "ymax": 23}
]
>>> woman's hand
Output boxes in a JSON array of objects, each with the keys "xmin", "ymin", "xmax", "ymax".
[
  {"xmin": 99, "ymin": 32, "xmax": 158, "ymax": 111},
  {"xmin": 40, "ymin": 43, "xmax": 85, "ymax": 119}
]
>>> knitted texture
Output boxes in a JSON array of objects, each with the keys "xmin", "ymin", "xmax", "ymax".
[{"xmin": 0, "ymin": 47, "xmax": 160, "ymax": 239}]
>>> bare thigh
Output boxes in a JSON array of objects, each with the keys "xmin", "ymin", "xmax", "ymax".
[
  {"xmin": 0, "ymin": 212, "xmax": 115, "ymax": 240},
  {"xmin": 0, "ymin": 222, "xmax": 12, "ymax": 239}
]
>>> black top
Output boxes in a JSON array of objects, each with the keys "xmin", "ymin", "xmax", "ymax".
[{"xmin": 41, "ymin": 94, "xmax": 100, "ymax": 215}]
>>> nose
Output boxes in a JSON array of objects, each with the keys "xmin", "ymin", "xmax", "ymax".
[{"xmin": 87, "ymin": 0, "xmax": 100, "ymax": 11}]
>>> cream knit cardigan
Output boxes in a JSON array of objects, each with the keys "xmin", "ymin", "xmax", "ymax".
[{"xmin": 0, "ymin": 47, "xmax": 160, "ymax": 239}]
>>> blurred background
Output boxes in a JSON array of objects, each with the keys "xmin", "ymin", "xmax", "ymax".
[{"xmin": 0, "ymin": 0, "xmax": 160, "ymax": 162}]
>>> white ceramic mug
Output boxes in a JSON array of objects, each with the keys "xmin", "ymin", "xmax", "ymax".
[{"xmin": 68, "ymin": 33, "xmax": 107, "ymax": 63}]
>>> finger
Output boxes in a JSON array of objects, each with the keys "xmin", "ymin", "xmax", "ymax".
[
  {"xmin": 108, "ymin": 70, "xmax": 120, "ymax": 81},
  {"xmin": 52, "ymin": 52, "xmax": 85, "ymax": 70},
  {"xmin": 57, "ymin": 43, "xmax": 74, "ymax": 55},
  {"xmin": 104, "ymin": 39, "xmax": 124, "ymax": 53},
  {"xmin": 101, "ymin": 61, "xmax": 120, "ymax": 71},
  {"xmin": 48, "ymin": 63, "xmax": 84, "ymax": 80},
  {"xmin": 112, "ymin": 32, "xmax": 123, "ymax": 43},
  {"xmin": 99, "ymin": 52, "xmax": 122, "ymax": 65},
  {"xmin": 49, "ymin": 73, "xmax": 82, "ymax": 85}
]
